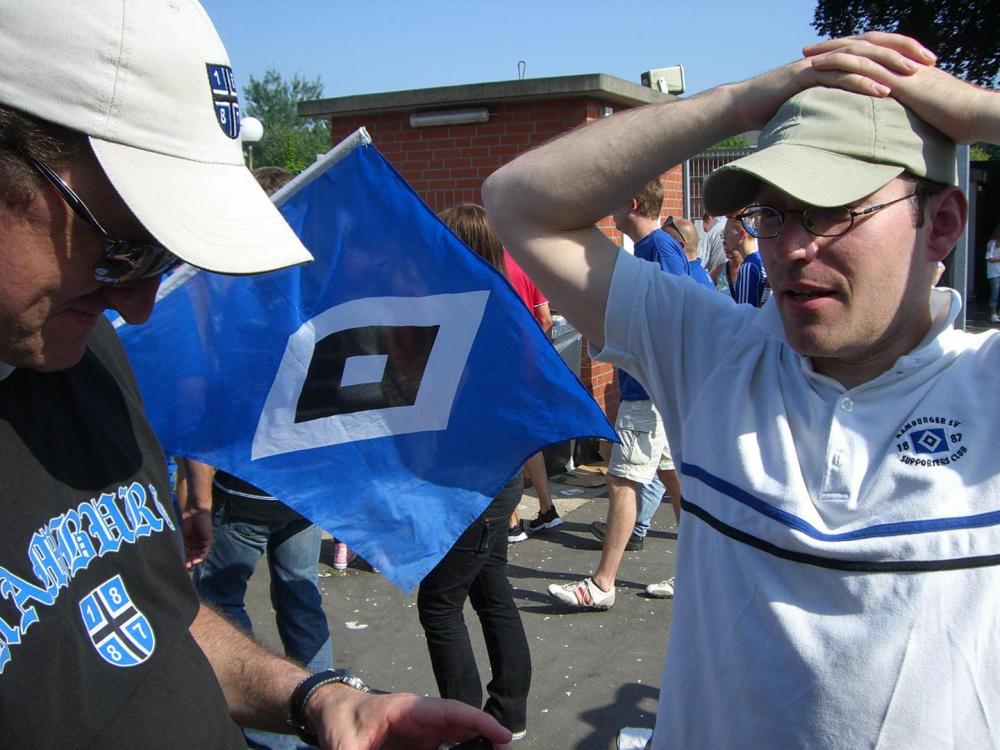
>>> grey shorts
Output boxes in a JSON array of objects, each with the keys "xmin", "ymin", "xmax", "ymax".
[{"xmin": 607, "ymin": 399, "xmax": 673, "ymax": 483}]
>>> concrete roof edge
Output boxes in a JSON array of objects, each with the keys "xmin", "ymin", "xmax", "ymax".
[{"xmin": 299, "ymin": 73, "xmax": 674, "ymax": 118}]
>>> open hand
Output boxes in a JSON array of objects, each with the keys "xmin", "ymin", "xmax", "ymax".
[
  {"xmin": 182, "ymin": 507, "xmax": 213, "ymax": 568},
  {"xmin": 307, "ymin": 687, "xmax": 512, "ymax": 750},
  {"xmin": 805, "ymin": 32, "xmax": 996, "ymax": 144}
]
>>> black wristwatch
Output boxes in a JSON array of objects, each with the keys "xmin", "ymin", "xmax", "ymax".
[{"xmin": 287, "ymin": 668, "xmax": 374, "ymax": 746}]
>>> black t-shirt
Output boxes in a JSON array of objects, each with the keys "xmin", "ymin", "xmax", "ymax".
[
  {"xmin": 213, "ymin": 471, "xmax": 304, "ymax": 524},
  {"xmin": 0, "ymin": 319, "xmax": 245, "ymax": 749}
]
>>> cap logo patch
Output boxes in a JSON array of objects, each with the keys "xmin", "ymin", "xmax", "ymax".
[{"xmin": 207, "ymin": 64, "xmax": 241, "ymax": 139}]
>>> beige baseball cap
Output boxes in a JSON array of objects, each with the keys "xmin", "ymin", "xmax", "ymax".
[
  {"xmin": 0, "ymin": 0, "xmax": 313, "ymax": 274},
  {"xmin": 703, "ymin": 86, "xmax": 957, "ymax": 216}
]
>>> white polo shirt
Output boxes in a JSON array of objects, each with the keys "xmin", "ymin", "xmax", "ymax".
[{"xmin": 597, "ymin": 250, "xmax": 1000, "ymax": 749}]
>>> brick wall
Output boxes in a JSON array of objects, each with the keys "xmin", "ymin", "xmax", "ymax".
[
  {"xmin": 326, "ymin": 98, "xmax": 683, "ymax": 420},
  {"xmin": 329, "ymin": 98, "xmax": 593, "ymax": 212}
]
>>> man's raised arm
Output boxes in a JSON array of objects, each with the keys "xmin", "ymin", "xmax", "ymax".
[
  {"xmin": 482, "ymin": 33, "xmax": 932, "ymax": 349},
  {"xmin": 483, "ymin": 92, "xmax": 733, "ymax": 348}
]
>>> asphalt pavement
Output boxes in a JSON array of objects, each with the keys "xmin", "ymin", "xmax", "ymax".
[{"xmin": 244, "ymin": 467, "xmax": 680, "ymax": 749}]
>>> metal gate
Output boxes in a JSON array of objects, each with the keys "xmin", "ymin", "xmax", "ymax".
[{"xmin": 684, "ymin": 148, "xmax": 754, "ymax": 218}]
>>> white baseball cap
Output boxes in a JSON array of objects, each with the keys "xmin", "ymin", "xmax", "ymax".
[{"xmin": 0, "ymin": 0, "xmax": 313, "ymax": 274}]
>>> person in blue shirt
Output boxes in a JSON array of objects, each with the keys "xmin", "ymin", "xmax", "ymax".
[
  {"xmin": 549, "ymin": 179, "xmax": 687, "ymax": 610},
  {"xmin": 723, "ymin": 216, "xmax": 768, "ymax": 306},
  {"xmin": 591, "ymin": 217, "xmax": 708, "ymax": 559},
  {"xmin": 665, "ymin": 215, "xmax": 715, "ymax": 292}
]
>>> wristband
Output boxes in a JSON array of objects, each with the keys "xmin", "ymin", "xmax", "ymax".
[{"xmin": 287, "ymin": 668, "xmax": 372, "ymax": 746}]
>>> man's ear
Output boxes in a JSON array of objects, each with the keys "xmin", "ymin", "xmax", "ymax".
[
  {"xmin": 630, "ymin": 198, "xmax": 638, "ymax": 212},
  {"xmin": 924, "ymin": 187, "xmax": 967, "ymax": 263}
]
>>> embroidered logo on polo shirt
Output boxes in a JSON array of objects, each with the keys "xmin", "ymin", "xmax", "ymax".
[
  {"xmin": 894, "ymin": 416, "xmax": 966, "ymax": 467},
  {"xmin": 79, "ymin": 575, "xmax": 156, "ymax": 668}
]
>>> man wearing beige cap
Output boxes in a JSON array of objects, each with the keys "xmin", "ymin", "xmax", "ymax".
[
  {"xmin": 485, "ymin": 32, "xmax": 999, "ymax": 748},
  {"xmin": 0, "ymin": 2, "xmax": 511, "ymax": 748}
]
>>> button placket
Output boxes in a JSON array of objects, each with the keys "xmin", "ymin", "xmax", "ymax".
[{"xmin": 821, "ymin": 398, "xmax": 858, "ymax": 507}]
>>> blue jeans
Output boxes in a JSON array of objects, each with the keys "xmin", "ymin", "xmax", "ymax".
[
  {"xmin": 634, "ymin": 474, "xmax": 665, "ymax": 538},
  {"xmin": 194, "ymin": 496, "xmax": 332, "ymax": 750},
  {"xmin": 417, "ymin": 477, "xmax": 531, "ymax": 734}
]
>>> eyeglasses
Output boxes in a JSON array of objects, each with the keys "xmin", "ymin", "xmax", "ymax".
[
  {"xmin": 27, "ymin": 155, "xmax": 181, "ymax": 285},
  {"xmin": 736, "ymin": 190, "xmax": 931, "ymax": 240},
  {"xmin": 664, "ymin": 216, "xmax": 685, "ymax": 246}
]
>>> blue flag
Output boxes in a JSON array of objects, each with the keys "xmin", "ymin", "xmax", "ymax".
[{"xmin": 114, "ymin": 129, "xmax": 615, "ymax": 591}]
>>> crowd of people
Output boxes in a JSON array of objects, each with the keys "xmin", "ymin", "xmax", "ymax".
[{"xmin": 1, "ymin": 0, "xmax": 998, "ymax": 747}]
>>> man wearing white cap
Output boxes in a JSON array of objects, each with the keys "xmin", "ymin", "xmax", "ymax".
[
  {"xmin": 0, "ymin": 2, "xmax": 511, "ymax": 748},
  {"xmin": 484, "ymin": 32, "xmax": 999, "ymax": 749}
]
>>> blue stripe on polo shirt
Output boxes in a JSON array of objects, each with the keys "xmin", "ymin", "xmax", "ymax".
[
  {"xmin": 679, "ymin": 498, "xmax": 1000, "ymax": 572},
  {"xmin": 682, "ymin": 462, "xmax": 1000, "ymax": 540}
]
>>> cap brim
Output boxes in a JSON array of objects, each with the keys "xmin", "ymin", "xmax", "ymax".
[
  {"xmin": 703, "ymin": 143, "xmax": 903, "ymax": 216},
  {"xmin": 90, "ymin": 137, "xmax": 313, "ymax": 275}
]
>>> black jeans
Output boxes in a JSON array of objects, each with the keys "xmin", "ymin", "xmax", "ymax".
[{"xmin": 417, "ymin": 476, "xmax": 531, "ymax": 733}]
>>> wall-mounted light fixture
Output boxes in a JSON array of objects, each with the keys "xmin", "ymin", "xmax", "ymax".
[
  {"xmin": 409, "ymin": 107, "xmax": 490, "ymax": 128},
  {"xmin": 640, "ymin": 65, "xmax": 686, "ymax": 95}
]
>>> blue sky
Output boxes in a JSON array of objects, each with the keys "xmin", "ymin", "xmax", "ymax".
[{"xmin": 202, "ymin": 1, "xmax": 827, "ymax": 102}]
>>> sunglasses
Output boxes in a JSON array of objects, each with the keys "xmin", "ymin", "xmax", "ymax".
[
  {"xmin": 664, "ymin": 216, "xmax": 685, "ymax": 246},
  {"xmin": 27, "ymin": 155, "xmax": 181, "ymax": 285}
]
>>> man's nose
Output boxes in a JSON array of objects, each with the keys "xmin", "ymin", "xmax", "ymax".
[
  {"xmin": 770, "ymin": 218, "xmax": 820, "ymax": 263},
  {"xmin": 100, "ymin": 275, "xmax": 161, "ymax": 325}
]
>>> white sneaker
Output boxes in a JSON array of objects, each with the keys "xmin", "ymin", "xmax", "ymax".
[
  {"xmin": 991, "ymin": 312, "xmax": 1000, "ymax": 324},
  {"xmin": 507, "ymin": 522, "xmax": 528, "ymax": 544},
  {"xmin": 645, "ymin": 577, "xmax": 675, "ymax": 598},
  {"xmin": 547, "ymin": 577, "xmax": 615, "ymax": 610}
]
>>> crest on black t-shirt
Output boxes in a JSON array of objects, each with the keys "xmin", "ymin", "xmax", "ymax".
[{"xmin": 79, "ymin": 575, "xmax": 156, "ymax": 667}]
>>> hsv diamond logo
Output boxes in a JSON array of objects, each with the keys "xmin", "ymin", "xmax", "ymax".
[
  {"xmin": 79, "ymin": 575, "xmax": 155, "ymax": 668},
  {"xmin": 911, "ymin": 428, "xmax": 947, "ymax": 454},
  {"xmin": 894, "ymin": 415, "xmax": 966, "ymax": 468},
  {"xmin": 206, "ymin": 64, "xmax": 241, "ymax": 139},
  {"xmin": 252, "ymin": 292, "xmax": 489, "ymax": 460},
  {"xmin": 296, "ymin": 323, "xmax": 439, "ymax": 421}
]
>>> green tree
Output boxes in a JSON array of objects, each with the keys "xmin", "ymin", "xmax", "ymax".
[
  {"xmin": 710, "ymin": 135, "xmax": 752, "ymax": 150},
  {"xmin": 972, "ymin": 143, "xmax": 1000, "ymax": 161},
  {"xmin": 812, "ymin": 1, "xmax": 1000, "ymax": 87},
  {"xmin": 243, "ymin": 69, "xmax": 331, "ymax": 173}
]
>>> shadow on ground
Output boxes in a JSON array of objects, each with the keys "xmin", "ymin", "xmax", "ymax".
[{"xmin": 573, "ymin": 682, "xmax": 660, "ymax": 749}]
